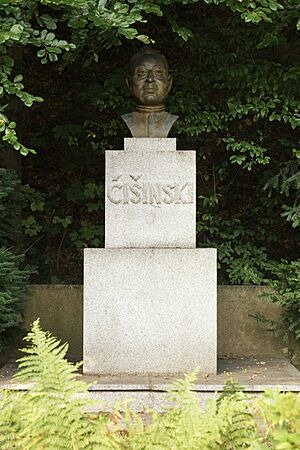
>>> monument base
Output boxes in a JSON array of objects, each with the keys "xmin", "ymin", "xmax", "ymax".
[{"xmin": 83, "ymin": 248, "xmax": 217, "ymax": 375}]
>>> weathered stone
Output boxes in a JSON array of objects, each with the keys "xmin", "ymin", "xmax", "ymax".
[
  {"xmin": 25, "ymin": 284, "xmax": 291, "ymax": 361},
  {"xmin": 124, "ymin": 137, "xmax": 176, "ymax": 152},
  {"xmin": 83, "ymin": 248, "xmax": 217, "ymax": 375},
  {"xmin": 105, "ymin": 145, "xmax": 196, "ymax": 248}
]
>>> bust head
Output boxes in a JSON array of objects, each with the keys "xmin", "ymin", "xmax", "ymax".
[{"xmin": 126, "ymin": 47, "xmax": 173, "ymax": 107}]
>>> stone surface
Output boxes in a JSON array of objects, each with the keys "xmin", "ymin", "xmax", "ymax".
[
  {"xmin": 124, "ymin": 137, "xmax": 176, "ymax": 152},
  {"xmin": 83, "ymin": 248, "xmax": 217, "ymax": 375},
  {"xmin": 105, "ymin": 146, "xmax": 196, "ymax": 248},
  {"xmin": 1, "ymin": 358, "xmax": 299, "ymax": 413},
  {"xmin": 217, "ymin": 286, "xmax": 284, "ymax": 358},
  {"xmin": 24, "ymin": 285, "xmax": 294, "ymax": 360},
  {"xmin": 25, "ymin": 285, "xmax": 83, "ymax": 360}
]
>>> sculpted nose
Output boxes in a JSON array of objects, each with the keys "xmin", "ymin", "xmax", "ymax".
[{"xmin": 146, "ymin": 70, "xmax": 154, "ymax": 82}]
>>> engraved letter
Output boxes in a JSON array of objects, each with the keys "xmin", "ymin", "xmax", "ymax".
[
  {"xmin": 174, "ymin": 183, "xmax": 181, "ymax": 204},
  {"xmin": 142, "ymin": 183, "xmax": 150, "ymax": 204},
  {"xmin": 107, "ymin": 182, "xmax": 122, "ymax": 204},
  {"xmin": 130, "ymin": 184, "xmax": 142, "ymax": 204},
  {"xmin": 129, "ymin": 174, "xmax": 142, "ymax": 182},
  {"xmin": 149, "ymin": 183, "xmax": 162, "ymax": 205},
  {"xmin": 187, "ymin": 182, "xmax": 194, "ymax": 204},
  {"xmin": 123, "ymin": 183, "xmax": 129, "ymax": 204},
  {"xmin": 175, "ymin": 182, "xmax": 194, "ymax": 204},
  {"xmin": 180, "ymin": 182, "xmax": 193, "ymax": 204},
  {"xmin": 162, "ymin": 184, "xmax": 175, "ymax": 204}
]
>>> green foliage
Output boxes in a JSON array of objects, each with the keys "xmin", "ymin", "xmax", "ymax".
[
  {"xmin": 122, "ymin": 373, "xmax": 258, "ymax": 449},
  {"xmin": 0, "ymin": 169, "xmax": 29, "ymax": 351},
  {"xmin": 1, "ymin": 0, "xmax": 299, "ymax": 153},
  {"xmin": 263, "ymin": 151, "xmax": 300, "ymax": 228},
  {"xmin": 0, "ymin": 168, "xmax": 21, "ymax": 245},
  {"xmin": 0, "ymin": 0, "xmax": 298, "ymax": 287},
  {"xmin": 0, "ymin": 0, "xmax": 198, "ymax": 154},
  {"xmin": 223, "ymin": 138, "xmax": 271, "ymax": 171},
  {"xmin": 0, "ymin": 247, "xmax": 28, "ymax": 352},
  {"xmin": 253, "ymin": 260, "xmax": 300, "ymax": 342},
  {"xmin": 253, "ymin": 388, "xmax": 300, "ymax": 449},
  {"xmin": 0, "ymin": 321, "xmax": 299, "ymax": 449},
  {"xmin": 0, "ymin": 319, "xmax": 119, "ymax": 449}
]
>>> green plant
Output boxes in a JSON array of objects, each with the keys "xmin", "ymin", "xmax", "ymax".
[
  {"xmin": 0, "ymin": 248, "xmax": 29, "ymax": 352},
  {"xmin": 253, "ymin": 388, "xmax": 300, "ymax": 449},
  {"xmin": 0, "ymin": 169, "xmax": 29, "ymax": 351},
  {"xmin": 0, "ymin": 320, "xmax": 119, "ymax": 449},
  {"xmin": 0, "ymin": 0, "xmax": 187, "ymax": 155},
  {"xmin": 0, "ymin": 321, "xmax": 299, "ymax": 449},
  {"xmin": 0, "ymin": 168, "xmax": 21, "ymax": 246},
  {"xmin": 122, "ymin": 373, "xmax": 258, "ymax": 449},
  {"xmin": 8, "ymin": 0, "xmax": 296, "ymax": 285},
  {"xmin": 252, "ymin": 260, "xmax": 300, "ymax": 343}
]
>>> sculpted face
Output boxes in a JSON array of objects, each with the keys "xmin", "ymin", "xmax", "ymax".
[{"xmin": 127, "ymin": 53, "xmax": 172, "ymax": 106}]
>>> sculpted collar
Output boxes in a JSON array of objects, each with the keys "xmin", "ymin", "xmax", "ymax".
[{"xmin": 136, "ymin": 105, "xmax": 165, "ymax": 114}]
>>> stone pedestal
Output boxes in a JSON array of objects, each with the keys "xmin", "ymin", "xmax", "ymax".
[
  {"xmin": 83, "ymin": 138, "xmax": 217, "ymax": 375},
  {"xmin": 84, "ymin": 248, "xmax": 217, "ymax": 375},
  {"xmin": 105, "ymin": 145, "xmax": 196, "ymax": 248}
]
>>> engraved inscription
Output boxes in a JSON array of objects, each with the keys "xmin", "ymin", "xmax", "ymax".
[{"xmin": 107, "ymin": 175, "xmax": 194, "ymax": 205}]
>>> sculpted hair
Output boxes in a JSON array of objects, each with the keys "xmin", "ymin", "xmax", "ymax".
[{"xmin": 129, "ymin": 47, "xmax": 169, "ymax": 74}]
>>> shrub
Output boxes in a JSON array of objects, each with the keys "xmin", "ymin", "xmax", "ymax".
[
  {"xmin": 0, "ymin": 248, "xmax": 28, "ymax": 352},
  {"xmin": 0, "ymin": 321, "xmax": 299, "ymax": 449},
  {"xmin": 0, "ymin": 168, "xmax": 21, "ymax": 247},
  {"xmin": 0, "ymin": 169, "xmax": 29, "ymax": 351},
  {"xmin": 252, "ymin": 260, "xmax": 300, "ymax": 344},
  {"xmin": 264, "ymin": 260, "xmax": 300, "ymax": 343}
]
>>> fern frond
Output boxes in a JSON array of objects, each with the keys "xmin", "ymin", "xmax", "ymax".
[
  {"xmin": 6, "ymin": 320, "xmax": 120, "ymax": 449},
  {"xmin": 1, "ymin": 322, "xmax": 299, "ymax": 449},
  {"xmin": 15, "ymin": 319, "xmax": 87, "ymax": 396}
]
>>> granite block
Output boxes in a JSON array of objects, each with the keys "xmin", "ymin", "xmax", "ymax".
[
  {"xmin": 83, "ymin": 248, "xmax": 217, "ymax": 375},
  {"xmin": 105, "ymin": 149, "xmax": 196, "ymax": 248},
  {"xmin": 124, "ymin": 137, "xmax": 176, "ymax": 152}
]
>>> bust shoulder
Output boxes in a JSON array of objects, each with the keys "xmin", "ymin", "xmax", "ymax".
[{"xmin": 121, "ymin": 111, "xmax": 178, "ymax": 138}]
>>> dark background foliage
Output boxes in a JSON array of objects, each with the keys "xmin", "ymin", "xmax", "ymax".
[{"xmin": 0, "ymin": 169, "xmax": 29, "ymax": 350}]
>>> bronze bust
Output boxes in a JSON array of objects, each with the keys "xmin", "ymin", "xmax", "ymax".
[{"xmin": 122, "ymin": 47, "xmax": 178, "ymax": 138}]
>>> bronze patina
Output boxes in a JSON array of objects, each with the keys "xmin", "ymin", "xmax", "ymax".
[{"xmin": 122, "ymin": 47, "xmax": 178, "ymax": 138}]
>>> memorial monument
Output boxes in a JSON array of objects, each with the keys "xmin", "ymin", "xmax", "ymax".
[{"xmin": 83, "ymin": 48, "xmax": 217, "ymax": 375}]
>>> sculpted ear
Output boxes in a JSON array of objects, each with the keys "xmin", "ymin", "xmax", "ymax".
[
  {"xmin": 126, "ymin": 76, "xmax": 133, "ymax": 92},
  {"xmin": 167, "ymin": 75, "xmax": 173, "ymax": 94}
]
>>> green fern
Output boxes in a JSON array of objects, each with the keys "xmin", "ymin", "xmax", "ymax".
[
  {"xmin": 118, "ymin": 372, "xmax": 257, "ymax": 449},
  {"xmin": 16, "ymin": 319, "xmax": 86, "ymax": 393},
  {"xmin": 0, "ymin": 320, "xmax": 120, "ymax": 449},
  {"xmin": 252, "ymin": 388, "xmax": 300, "ymax": 449},
  {"xmin": 0, "ymin": 322, "xmax": 299, "ymax": 449}
]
